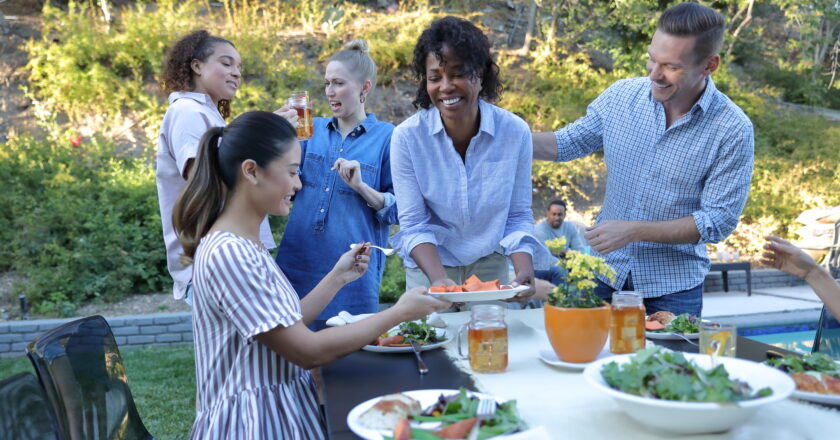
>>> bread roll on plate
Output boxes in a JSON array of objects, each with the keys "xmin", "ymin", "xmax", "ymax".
[{"xmin": 357, "ymin": 393, "xmax": 422, "ymax": 430}]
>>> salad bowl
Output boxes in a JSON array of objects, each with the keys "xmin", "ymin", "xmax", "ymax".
[{"xmin": 583, "ymin": 352, "xmax": 795, "ymax": 434}]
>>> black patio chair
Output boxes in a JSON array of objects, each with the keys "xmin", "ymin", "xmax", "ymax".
[
  {"xmin": 0, "ymin": 371, "xmax": 60, "ymax": 440},
  {"xmin": 812, "ymin": 305, "xmax": 840, "ymax": 360},
  {"xmin": 26, "ymin": 315, "xmax": 155, "ymax": 440}
]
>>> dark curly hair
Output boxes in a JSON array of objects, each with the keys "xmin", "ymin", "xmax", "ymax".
[
  {"xmin": 411, "ymin": 16, "xmax": 501, "ymax": 109},
  {"xmin": 160, "ymin": 30, "xmax": 235, "ymax": 119}
]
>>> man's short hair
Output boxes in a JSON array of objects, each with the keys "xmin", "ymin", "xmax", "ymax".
[
  {"xmin": 548, "ymin": 199, "xmax": 567, "ymax": 210},
  {"xmin": 657, "ymin": 2, "xmax": 724, "ymax": 64}
]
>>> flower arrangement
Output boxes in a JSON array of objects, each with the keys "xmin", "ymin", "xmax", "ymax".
[{"xmin": 544, "ymin": 238, "xmax": 616, "ymax": 308}]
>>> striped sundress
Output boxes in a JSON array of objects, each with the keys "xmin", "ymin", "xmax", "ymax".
[{"xmin": 190, "ymin": 231, "xmax": 326, "ymax": 439}]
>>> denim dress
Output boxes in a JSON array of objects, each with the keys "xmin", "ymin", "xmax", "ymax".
[{"xmin": 275, "ymin": 114, "xmax": 397, "ymax": 324}]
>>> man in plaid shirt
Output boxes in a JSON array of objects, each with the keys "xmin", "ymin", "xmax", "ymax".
[{"xmin": 532, "ymin": 3, "xmax": 754, "ymax": 316}]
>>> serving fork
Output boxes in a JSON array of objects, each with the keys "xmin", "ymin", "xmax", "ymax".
[{"xmin": 467, "ymin": 396, "xmax": 496, "ymax": 440}]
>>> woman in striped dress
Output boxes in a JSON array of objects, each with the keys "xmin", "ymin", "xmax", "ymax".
[{"xmin": 172, "ymin": 111, "xmax": 451, "ymax": 439}]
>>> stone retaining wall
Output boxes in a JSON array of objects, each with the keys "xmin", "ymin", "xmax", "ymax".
[
  {"xmin": 0, "ymin": 269, "xmax": 809, "ymax": 357},
  {"xmin": 703, "ymin": 268, "xmax": 805, "ymax": 293},
  {"xmin": 0, "ymin": 313, "xmax": 192, "ymax": 358}
]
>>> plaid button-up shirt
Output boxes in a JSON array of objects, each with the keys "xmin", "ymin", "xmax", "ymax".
[{"xmin": 554, "ymin": 77, "xmax": 754, "ymax": 297}]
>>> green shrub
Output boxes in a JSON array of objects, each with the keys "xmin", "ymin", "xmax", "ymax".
[
  {"xmin": 379, "ymin": 253, "xmax": 406, "ymax": 304},
  {"xmin": 1, "ymin": 134, "xmax": 168, "ymax": 315}
]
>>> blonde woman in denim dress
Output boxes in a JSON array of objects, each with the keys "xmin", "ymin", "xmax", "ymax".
[{"xmin": 276, "ymin": 40, "xmax": 398, "ymax": 330}]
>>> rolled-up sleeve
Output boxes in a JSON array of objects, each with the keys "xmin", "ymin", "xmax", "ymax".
[
  {"xmin": 168, "ymin": 109, "xmax": 211, "ymax": 178},
  {"xmin": 375, "ymin": 137, "xmax": 399, "ymax": 225},
  {"xmin": 389, "ymin": 128, "xmax": 437, "ymax": 258},
  {"xmin": 693, "ymin": 121, "xmax": 755, "ymax": 244}
]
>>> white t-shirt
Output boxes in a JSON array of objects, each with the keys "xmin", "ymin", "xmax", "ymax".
[{"xmin": 156, "ymin": 92, "xmax": 276, "ymax": 299}]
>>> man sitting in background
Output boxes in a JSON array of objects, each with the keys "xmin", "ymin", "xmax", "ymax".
[{"xmin": 534, "ymin": 199, "xmax": 586, "ymax": 288}]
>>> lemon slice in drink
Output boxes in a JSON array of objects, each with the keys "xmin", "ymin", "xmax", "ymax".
[{"xmin": 704, "ymin": 331, "xmax": 732, "ymax": 355}]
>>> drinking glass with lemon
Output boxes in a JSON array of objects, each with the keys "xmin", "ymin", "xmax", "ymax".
[{"xmin": 700, "ymin": 322, "xmax": 737, "ymax": 357}]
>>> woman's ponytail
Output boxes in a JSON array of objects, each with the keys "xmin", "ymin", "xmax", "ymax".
[
  {"xmin": 172, "ymin": 126, "xmax": 226, "ymax": 265},
  {"xmin": 173, "ymin": 111, "xmax": 298, "ymax": 265}
]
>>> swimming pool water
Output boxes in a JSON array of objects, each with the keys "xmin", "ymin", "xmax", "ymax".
[{"xmin": 740, "ymin": 323, "xmax": 817, "ymax": 355}]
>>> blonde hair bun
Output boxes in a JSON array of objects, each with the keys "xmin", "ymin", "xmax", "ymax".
[{"xmin": 344, "ymin": 39, "xmax": 370, "ymax": 55}]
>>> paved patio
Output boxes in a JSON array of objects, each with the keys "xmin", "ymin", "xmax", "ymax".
[{"xmin": 704, "ymin": 285, "xmax": 824, "ymax": 328}]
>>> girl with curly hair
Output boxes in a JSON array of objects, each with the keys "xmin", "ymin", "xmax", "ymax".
[
  {"xmin": 390, "ymin": 16, "xmax": 547, "ymax": 305},
  {"xmin": 156, "ymin": 30, "xmax": 294, "ymax": 304}
]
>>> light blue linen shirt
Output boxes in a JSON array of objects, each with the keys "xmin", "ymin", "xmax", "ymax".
[
  {"xmin": 553, "ymin": 77, "xmax": 754, "ymax": 297},
  {"xmin": 390, "ymin": 100, "xmax": 549, "ymax": 269}
]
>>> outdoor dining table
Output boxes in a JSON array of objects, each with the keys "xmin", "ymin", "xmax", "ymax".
[{"xmin": 321, "ymin": 308, "xmax": 840, "ymax": 439}]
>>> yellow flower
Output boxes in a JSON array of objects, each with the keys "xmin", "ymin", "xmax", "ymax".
[
  {"xmin": 547, "ymin": 250, "xmax": 616, "ymax": 308},
  {"xmin": 544, "ymin": 237, "xmax": 567, "ymax": 257}
]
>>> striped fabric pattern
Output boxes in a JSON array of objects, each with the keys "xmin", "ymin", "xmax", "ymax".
[
  {"xmin": 190, "ymin": 231, "xmax": 325, "ymax": 439},
  {"xmin": 554, "ymin": 77, "xmax": 754, "ymax": 298}
]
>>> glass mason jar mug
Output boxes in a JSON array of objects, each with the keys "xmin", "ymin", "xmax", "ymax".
[
  {"xmin": 610, "ymin": 291, "xmax": 646, "ymax": 354},
  {"xmin": 456, "ymin": 305, "xmax": 508, "ymax": 373},
  {"xmin": 288, "ymin": 90, "xmax": 313, "ymax": 140}
]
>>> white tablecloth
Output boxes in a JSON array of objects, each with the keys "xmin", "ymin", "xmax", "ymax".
[{"xmin": 441, "ymin": 308, "xmax": 839, "ymax": 440}]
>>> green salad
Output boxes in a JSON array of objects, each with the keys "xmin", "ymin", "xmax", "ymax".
[
  {"xmin": 649, "ymin": 313, "xmax": 700, "ymax": 334},
  {"xmin": 397, "ymin": 318, "xmax": 441, "ymax": 344},
  {"xmin": 601, "ymin": 347, "xmax": 773, "ymax": 402},
  {"xmin": 764, "ymin": 352, "xmax": 840, "ymax": 378},
  {"xmin": 385, "ymin": 388, "xmax": 520, "ymax": 440}
]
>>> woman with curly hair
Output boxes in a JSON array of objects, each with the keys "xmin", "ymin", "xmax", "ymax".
[
  {"xmin": 390, "ymin": 16, "xmax": 546, "ymax": 305},
  {"xmin": 156, "ymin": 30, "xmax": 294, "ymax": 304}
]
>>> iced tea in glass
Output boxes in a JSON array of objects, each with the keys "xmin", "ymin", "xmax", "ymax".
[
  {"xmin": 610, "ymin": 291, "xmax": 645, "ymax": 354},
  {"xmin": 289, "ymin": 90, "xmax": 313, "ymax": 140},
  {"xmin": 457, "ymin": 305, "xmax": 508, "ymax": 373}
]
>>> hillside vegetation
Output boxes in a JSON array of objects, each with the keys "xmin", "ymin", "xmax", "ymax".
[{"xmin": 3, "ymin": 0, "xmax": 838, "ymax": 314}]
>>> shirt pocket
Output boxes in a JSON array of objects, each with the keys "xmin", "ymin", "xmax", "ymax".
[
  {"xmin": 473, "ymin": 160, "xmax": 513, "ymax": 210},
  {"xmin": 301, "ymin": 152, "xmax": 325, "ymax": 188},
  {"xmin": 337, "ymin": 161, "xmax": 378, "ymax": 195}
]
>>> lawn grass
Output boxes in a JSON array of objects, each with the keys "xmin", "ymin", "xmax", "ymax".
[{"xmin": 0, "ymin": 344, "xmax": 196, "ymax": 439}]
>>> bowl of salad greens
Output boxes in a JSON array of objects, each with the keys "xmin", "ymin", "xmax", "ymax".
[{"xmin": 583, "ymin": 347, "xmax": 795, "ymax": 434}]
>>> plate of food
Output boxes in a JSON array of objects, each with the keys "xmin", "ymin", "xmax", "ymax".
[
  {"xmin": 363, "ymin": 318, "xmax": 451, "ymax": 353},
  {"xmin": 644, "ymin": 311, "xmax": 700, "ymax": 340},
  {"xmin": 428, "ymin": 275, "xmax": 526, "ymax": 302},
  {"xmin": 346, "ymin": 388, "xmax": 520, "ymax": 440},
  {"xmin": 538, "ymin": 339, "xmax": 654, "ymax": 371},
  {"xmin": 764, "ymin": 352, "xmax": 840, "ymax": 405},
  {"xmin": 583, "ymin": 346, "xmax": 794, "ymax": 434}
]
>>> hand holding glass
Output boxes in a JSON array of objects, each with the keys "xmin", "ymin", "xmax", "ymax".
[{"xmin": 288, "ymin": 91, "xmax": 313, "ymax": 140}]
